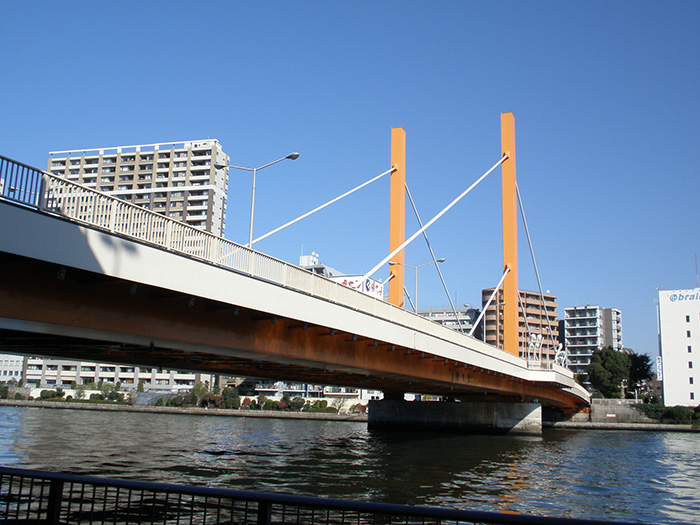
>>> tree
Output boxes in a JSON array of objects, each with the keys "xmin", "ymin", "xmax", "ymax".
[
  {"xmin": 630, "ymin": 353, "xmax": 653, "ymax": 389},
  {"xmin": 191, "ymin": 382, "xmax": 209, "ymax": 405},
  {"xmin": 221, "ymin": 387, "xmax": 240, "ymax": 409},
  {"xmin": 75, "ymin": 384, "xmax": 86, "ymax": 400},
  {"xmin": 588, "ymin": 347, "xmax": 631, "ymax": 398}
]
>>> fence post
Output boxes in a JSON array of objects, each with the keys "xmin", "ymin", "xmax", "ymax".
[
  {"xmin": 109, "ymin": 200, "xmax": 117, "ymax": 232},
  {"xmin": 47, "ymin": 479, "xmax": 64, "ymax": 525},
  {"xmin": 256, "ymin": 501, "xmax": 272, "ymax": 525}
]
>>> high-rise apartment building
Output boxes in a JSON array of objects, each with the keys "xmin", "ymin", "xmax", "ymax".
[
  {"xmin": 481, "ymin": 288, "xmax": 559, "ymax": 361},
  {"xmin": 658, "ymin": 288, "xmax": 699, "ymax": 406},
  {"xmin": 48, "ymin": 140, "xmax": 229, "ymax": 236},
  {"xmin": 563, "ymin": 306, "xmax": 623, "ymax": 379},
  {"xmin": 40, "ymin": 140, "xmax": 229, "ymax": 394}
]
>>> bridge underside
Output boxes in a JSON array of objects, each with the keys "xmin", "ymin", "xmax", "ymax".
[{"xmin": 0, "ymin": 251, "xmax": 582, "ymax": 410}]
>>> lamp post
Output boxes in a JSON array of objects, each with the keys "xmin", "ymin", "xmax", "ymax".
[
  {"xmin": 215, "ymin": 152, "xmax": 299, "ymax": 247},
  {"xmin": 389, "ymin": 258, "xmax": 445, "ymax": 313}
]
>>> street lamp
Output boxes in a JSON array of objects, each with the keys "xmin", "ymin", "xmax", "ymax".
[
  {"xmin": 215, "ymin": 152, "xmax": 299, "ymax": 247},
  {"xmin": 389, "ymin": 258, "xmax": 445, "ymax": 313}
]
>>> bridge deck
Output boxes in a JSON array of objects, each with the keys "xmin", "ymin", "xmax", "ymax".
[{"xmin": 0, "ymin": 199, "xmax": 589, "ymax": 409}]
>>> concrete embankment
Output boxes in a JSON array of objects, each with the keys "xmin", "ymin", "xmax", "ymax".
[
  {"xmin": 0, "ymin": 399, "xmax": 368, "ymax": 422},
  {"xmin": 545, "ymin": 420, "xmax": 697, "ymax": 432}
]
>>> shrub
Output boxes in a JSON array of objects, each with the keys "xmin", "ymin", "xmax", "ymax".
[{"xmin": 662, "ymin": 406, "xmax": 693, "ymax": 423}]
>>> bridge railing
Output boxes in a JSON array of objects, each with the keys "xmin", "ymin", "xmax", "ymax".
[{"xmin": 0, "ymin": 155, "xmax": 386, "ymax": 316}]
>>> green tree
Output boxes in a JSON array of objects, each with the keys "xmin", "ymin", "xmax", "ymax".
[
  {"xmin": 75, "ymin": 384, "xmax": 86, "ymax": 400},
  {"xmin": 221, "ymin": 387, "xmax": 240, "ymax": 409},
  {"xmin": 191, "ymin": 382, "xmax": 209, "ymax": 405},
  {"xmin": 630, "ymin": 353, "xmax": 653, "ymax": 391},
  {"xmin": 137, "ymin": 381, "xmax": 145, "ymax": 393},
  {"xmin": 290, "ymin": 396, "xmax": 305, "ymax": 411},
  {"xmin": 587, "ymin": 347, "xmax": 631, "ymax": 398}
]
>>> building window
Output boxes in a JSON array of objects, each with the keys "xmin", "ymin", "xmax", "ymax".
[
  {"xmin": 687, "ymin": 315, "xmax": 691, "ymax": 322},
  {"xmin": 690, "ymin": 361, "xmax": 694, "ymax": 369},
  {"xmin": 691, "ymin": 377, "xmax": 694, "ymax": 385},
  {"xmin": 689, "ymin": 346, "xmax": 693, "ymax": 353},
  {"xmin": 692, "ymin": 393, "xmax": 695, "ymax": 401},
  {"xmin": 688, "ymin": 330, "xmax": 692, "ymax": 338}
]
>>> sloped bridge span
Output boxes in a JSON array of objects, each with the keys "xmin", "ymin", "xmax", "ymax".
[{"xmin": 0, "ymin": 155, "xmax": 589, "ymax": 412}]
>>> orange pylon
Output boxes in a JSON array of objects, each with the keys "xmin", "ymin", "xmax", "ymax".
[
  {"xmin": 389, "ymin": 127, "xmax": 406, "ymax": 307},
  {"xmin": 501, "ymin": 113, "xmax": 519, "ymax": 356}
]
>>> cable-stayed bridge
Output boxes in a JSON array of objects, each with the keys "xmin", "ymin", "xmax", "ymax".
[{"xmin": 0, "ymin": 116, "xmax": 590, "ymax": 433}]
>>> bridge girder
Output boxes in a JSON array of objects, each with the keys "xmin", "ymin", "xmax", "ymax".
[{"xmin": 0, "ymin": 251, "xmax": 584, "ymax": 410}]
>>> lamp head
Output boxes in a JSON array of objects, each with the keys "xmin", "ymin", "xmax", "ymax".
[{"xmin": 286, "ymin": 152, "xmax": 300, "ymax": 160}]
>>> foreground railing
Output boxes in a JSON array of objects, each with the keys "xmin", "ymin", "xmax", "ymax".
[
  {"xmin": 0, "ymin": 154, "xmax": 381, "ymax": 315},
  {"xmin": 0, "ymin": 466, "xmax": 643, "ymax": 525}
]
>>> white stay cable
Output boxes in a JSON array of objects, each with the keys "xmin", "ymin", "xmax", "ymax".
[
  {"xmin": 516, "ymin": 181, "xmax": 556, "ymax": 362},
  {"xmin": 405, "ymin": 183, "xmax": 464, "ymax": 332},
  {"xmin": 362, "ymin": 154, "xmax": 508, "ymax": 284},
  {"xmin": 403, "ymin": 286, "xmax": 416, "ymax": 312},
  {"xmin": 469, "ymin": 267, "xmax": 510, "ymax": 337},
  {"xmin": 252, "ymin": 167, "xmax": 396, "ymax": 245}
]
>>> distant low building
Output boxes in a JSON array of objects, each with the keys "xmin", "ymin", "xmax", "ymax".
[
  {"xmin": 417, "ymin": 306, "xmax": 481, "ymax": 338},
  {"xmin": 23, "ymin": 357, "xmax": 212, "ymax": 393},
  {"xmin": 0, "ymin": 353, "xmax": 24, "ymax": 382},
  {"xmin": 658, "ymin": 287, "xmax": 699, "ymax": 406}
]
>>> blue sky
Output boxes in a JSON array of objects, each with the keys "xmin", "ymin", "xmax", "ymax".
[{"xmin": 2, "ymin": 2, "xmax": 699, "ymax": 358}]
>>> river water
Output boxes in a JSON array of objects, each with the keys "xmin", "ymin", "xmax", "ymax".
[{"xmin": 0, "ymin": 406, "xmax": 698, "ymax": 524}]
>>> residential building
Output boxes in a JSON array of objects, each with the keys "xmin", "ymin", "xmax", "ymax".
[
  {"xmin": 658, "ymin": 287, "xmax": 699, "ymax": 406},
  {"xmin": 563, "ymin": 305, "xmax": 623, "ymax": 379},
  {"xmin": 39, "ymin": 141, "xmax": 229, "ymax": 392},
  {"xmin": 0, "ymin": 353, "xmax": 24, "ymax": 382},
  {"xmin": 481, "ymin": 288, "xmax": 559, "ymax": 361},
  {"xmin": 23, "ymin": 357, "xmax": 213, "ymax": 393},
  {"xmin": 47, "ymin": 139, "xmax": 229, "ymax": 236}
]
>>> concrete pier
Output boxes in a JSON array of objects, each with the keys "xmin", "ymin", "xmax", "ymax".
[{"xmin": 368, "ymin": 400, "xmax": 542, "ymax": 435}]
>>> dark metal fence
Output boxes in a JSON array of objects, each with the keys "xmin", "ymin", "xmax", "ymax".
[{"xmin": 0, "ymin": 466, "xmax": 644, "ymax": 525}]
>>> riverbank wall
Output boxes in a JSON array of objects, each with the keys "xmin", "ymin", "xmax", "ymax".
[
  {"xmin": 2, "ymin": 399, "xmax": 697, "ymax": 432},
  {"xmin": 0, "ymin": 399, "xmax": 368, "ymax": 422}
]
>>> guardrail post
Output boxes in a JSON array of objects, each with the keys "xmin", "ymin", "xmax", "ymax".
[
  {"xmin": 47, "ymin": 479, "xmax": 64, "ymax": 525},
  {"xmin": 38, "ymin": 175, "xmax": 49, "ymax": 211},
  {"xmin": 256, "ymin": 501, "xmax": 272, "ymax": 525},
  {"xmin": 109, "ymin": 200, "xmax": 117, "ymax": 232}
]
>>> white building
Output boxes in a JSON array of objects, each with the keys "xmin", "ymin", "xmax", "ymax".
[
  {"xmin": 47, "ymin": 139, "xmax": 229, "ymax": 236},
  {"xmin": 23, "ymin": 358, "xmax": 213, "ymax": 393},
  {"xmin": 418, "ymin": 306, "xmax": 481, "ymax": 337},
  {"xmin": 658, "ymin": 288, "xmax": 699, "ymax": 406},
  {"xmin": 0, "ymin": 353, "xmax": 24, "ymax": 382},
  {"xmin": 564, "ymin": 306, "xmax": 623, "ymax": 379}
]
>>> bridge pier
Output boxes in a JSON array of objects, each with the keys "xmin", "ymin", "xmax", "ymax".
[{"xmin": 367, "ymin": 400, "xmax": 542, "ymax": 435}]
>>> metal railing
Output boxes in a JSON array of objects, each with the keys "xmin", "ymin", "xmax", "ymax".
[
  {"xmin": 0, "ymin": 466, "xmax": 643, "ymax": 525},
  {"xmin": 0, "ymin": 154, "xmax": 384, "ymax": 315}
]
